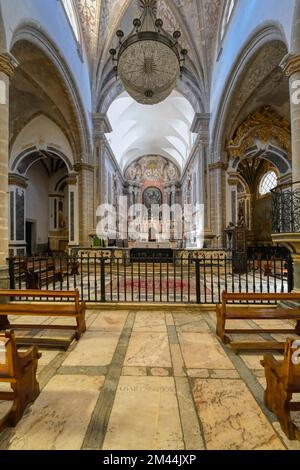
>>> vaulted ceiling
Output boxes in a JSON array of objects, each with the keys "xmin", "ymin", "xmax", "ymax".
[
  {"xmin": 75, "ymin": 0, "xmax": 224, "ymax": 171},
  {"xmin": 106, "ymin": 90, "xmax": 195, "ymax": 170},
  {"xmin": 76, "ymin": 0, "xmax": 224, "ymax": 111}
]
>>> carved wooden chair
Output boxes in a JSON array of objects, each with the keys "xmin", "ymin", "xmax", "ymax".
[{"xmin": 261, "ymin": 338, "xmax": 300, "ymax": 440}]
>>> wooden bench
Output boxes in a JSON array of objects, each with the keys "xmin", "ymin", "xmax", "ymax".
[
  {"xmin": 12, "ymin": 257, "xmax": 68, "ymax": 289},
  {"xmin": 261, "ymin": 338, "xmax": 300, "ymax": 440},
  {"xmin": 0, "ymin": 289, "xmax": 86, "ymax": 350},
  {"xmin": 0, "ymin": 330, "xmax": 40, "ymax": 431},
  {"xmin": 216, "ymin": 292, "xmax": 300, "ymax": 352}
]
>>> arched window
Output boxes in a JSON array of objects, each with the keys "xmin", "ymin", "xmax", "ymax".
[
  {"xmin": 220, "ymin": 0, "xmax": 236, "ymax": 42},
  {"xmin": 61, "ymin": 0, "xmax": 80, "ymax": 42},
  {"xmin": 259, "ymin": 171, "xmax": 278, "ymax": 196}
]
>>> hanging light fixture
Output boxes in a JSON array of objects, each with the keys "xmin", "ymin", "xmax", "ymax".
[{"xmin": 109, "ymin": 0, "xmax": 188, "ymax": 105}]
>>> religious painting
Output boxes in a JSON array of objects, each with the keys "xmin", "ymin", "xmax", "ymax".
[{"xmin": 143, "ymin": 187, "xmax": 162, "ymax": 218}]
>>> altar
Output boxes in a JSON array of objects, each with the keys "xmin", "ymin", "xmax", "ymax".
[
  {"xmin": 130, "ymin": 247, "xmax": 174, "ymax": 263},
  {"xmin": 133, "ymin": 242, "xmax": 174, "ymax": 249}
]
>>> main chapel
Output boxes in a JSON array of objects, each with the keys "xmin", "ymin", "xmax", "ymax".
[{"xmin": 0, "ymin": 0, "xmax": 300, "ymax": 452}]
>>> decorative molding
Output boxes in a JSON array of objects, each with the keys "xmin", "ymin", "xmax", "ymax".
[
  {"xmin": 92, "ymin": 113, "xmax": 112, "ymax": 141},
  {"xmin": 0, "ymin": 53, "xmax": 18, "ymax": 78},
  {"xmin": 227, "ymin": 171, "xmax": 240, "ymax": 187},
  {"xmin": 8, "ymin": 173, "xmax": 28, "ymax": 189},
  {"xmin": 102, "ymin": 135, "xmax": 124, "ymax": 184},
  {"xmin": 66, "ymin": 173, "xmax": 78, "ymax": 185},
  {"xmin": 73, "ymin": 162, "xmax": 95, "ymax": 172},
  {"xmin": 191, "ymin": 113, "xmax": 210, "ymax": 142},
  {"xmin": 227, "ymin": 106, "xmax": 291, "ymax": 159},
  {"xmin": 208, "ymin": 162, "xmax": 228, "ymax": 171},
  {"xmin": 280, "ymin": 53, "xmax": 300, "ymax": 77}
]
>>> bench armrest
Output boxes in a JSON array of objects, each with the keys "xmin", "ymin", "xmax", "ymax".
[
  {"xmin": 261, "ymin": 353, "xmax": 282, "ymax": 371},
  {"xmin": 17, "ymin": 346, "xmax": 41, "ymax": 370}
]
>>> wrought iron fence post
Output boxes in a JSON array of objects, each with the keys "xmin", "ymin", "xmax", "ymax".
[
  {"xmin": 8, "ymin": 255, "xmax": 15, "ymax": 290},
  {"xmin": 100, "ymin": 257, "xmax": 106, "ymax": 303},
  {"xmin": 195, "ymin": 259, "xmax": 201, "ymax": 304}
]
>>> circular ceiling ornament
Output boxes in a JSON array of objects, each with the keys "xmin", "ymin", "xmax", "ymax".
[{"xmin": 109, "ymin": 0, "xmax": 187, "ymax": 106}]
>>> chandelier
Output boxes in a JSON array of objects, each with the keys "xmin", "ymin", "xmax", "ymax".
[{"xmin": 109, "ymin": 0, "xmax": 188, "ymax": 105}]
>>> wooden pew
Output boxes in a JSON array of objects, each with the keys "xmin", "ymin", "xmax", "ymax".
[
  {"xmin": 216, "ymin": 291, "xmax": 300, "ymax": 352},
  {"xmin": 0, "ymin": 330, "xmax": 41, "ymax": 431},
  {"xmin": 261, "ymin": 338, "xmax": 300, "ymax": 440},
  {"xmin": 12, "ymin": 257, "xmax": 68, "ymax": 289},
  {"xmin": 0, "ymin": 289, "xmax": 86, "ymax": 350}
]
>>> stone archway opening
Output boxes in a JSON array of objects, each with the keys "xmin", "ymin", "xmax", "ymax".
[{"xmin": 8, "ymin": 151, "xmax": 75, "ymax": 256}]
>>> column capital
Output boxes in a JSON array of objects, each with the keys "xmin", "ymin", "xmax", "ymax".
[
  {"xmin": 92, "ymin": 113, "xmax": 112, "ymax": 143},
  {"xmin": 0, "ymin": 53, "xmax": 18, "ymax": 78},
  {"xmin": 66, "ymin": 173, "xmax": 78, "ymax": 185},
  {"xmin": 191, "ymin": 113, "xmax": 210, "ymax": 143},
  {"xmin": 209, "ymin": 161, "xmax": 228, "ymax": 172},
  {"xmin": 73, "ymin": 162, "xmax": 94, "ymax": 173},
  {"xmin": 280, "ymin": 53, "xmax": 300, "ymax": 77}
]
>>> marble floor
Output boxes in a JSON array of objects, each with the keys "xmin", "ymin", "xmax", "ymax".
[{"xmin": 0, "ymin": 308, "xmax": 300, "ymax": 450}]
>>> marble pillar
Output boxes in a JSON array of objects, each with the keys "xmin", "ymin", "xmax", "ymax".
[
  {"xmin": 0, "ymin": 54, "xmax": 16, "ymax": 289},
  {"xmin": 280, "ymin": 54, "xmax": 300, "ymax": 290},
  {"xmin": 281, "ymin": 54, "xmax": 300, "ymax": 183},
  {"xmin": 190, "ymin": 113, "xmax": 213, "ymax": 246}
]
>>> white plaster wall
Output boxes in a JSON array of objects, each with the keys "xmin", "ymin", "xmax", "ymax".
[
  {"xmin": 0, "ymin": 0, "xmax": 92, "ymax": 129},
  {"xmin": 11, "ymin": 115, "xmax": 74, "ymax": 169},
  {"xmin": 26, "ymin": 164, "xmax": 49, "ymax": 245},
  {"xmin": 210, "ymin": 0, "xmax": 296, "ymax": 135}
]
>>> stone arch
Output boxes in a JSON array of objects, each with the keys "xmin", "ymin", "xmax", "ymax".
[
  {"xmin": 227, "ymin": 107, "xmax": 292, "ymax": 178},
  {"xmin": 211, "ymin": 23, "xmax": 289, "ymax": 164},
  {"xmin": 10, "ymin": 115, "xmax": 74, "ymax": 175},
  {"xmin": 95, "ymin": 0, "xmax": 205, "ymax": 114},
  {"xmin": 97, "ymin": 68, "xmax": 203, "ymax": 115},
  {"xmin": 9, "ymin": 22, "xmax": 91, "ymax": 161}
]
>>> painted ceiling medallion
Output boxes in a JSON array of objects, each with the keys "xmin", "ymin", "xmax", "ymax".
[{"xmin": 109, "ymin": 0, "xmax": 188, "ymax": 105}]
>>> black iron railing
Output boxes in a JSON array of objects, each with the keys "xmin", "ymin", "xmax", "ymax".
[
  {"xmin": 272, "ymin": 181, "xmax": 300, "ymax": 233},
  {"xmin": 8, "ymin": 251, "xmax": 292, "ymax": 304}
]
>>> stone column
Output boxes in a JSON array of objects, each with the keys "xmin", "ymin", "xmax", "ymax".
[
  {"xmin": 67, "ymin": 173, "xmax": 79, "ymax": 249},
  {"xmin": 93, "ymin": 114, "xmax": 112, "ymax": 207},
  {"xmin": 276, "ymin": 54, "xmax": 300, "ymax": 290},
  {"xmin": 209, "ymin": 162, "xmax": 228, "ymax": 248},
  {"xmin": 281, "ymin": 54, "xmax": 300, "ymax": 183},
  {"xmin": 74, "ymin": 163, "xmax": 95, "ymax": 247},
  {"xmin": 190, "ymin": 113, "xmax": 214, "ymax": 246},
  {"xmin": 0, "ymin": 54, "xmax": 16, "ymax": 290},
  {"xmin": 8, "ymin": 174, "xmax": 27, "ymax": 256}
]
